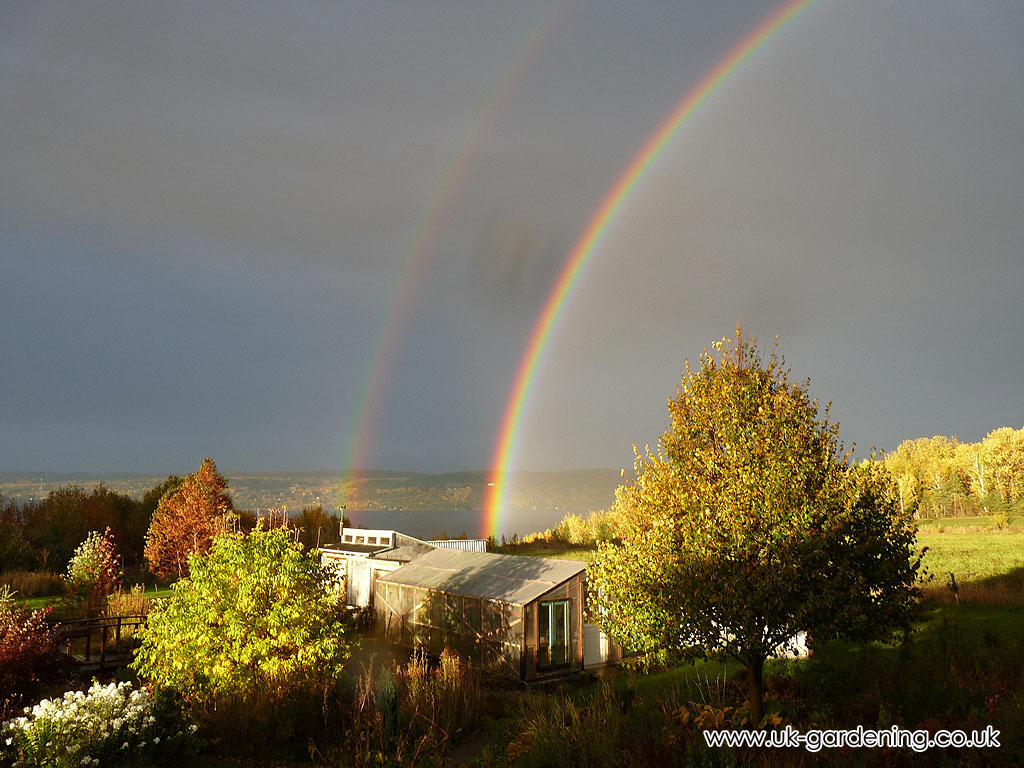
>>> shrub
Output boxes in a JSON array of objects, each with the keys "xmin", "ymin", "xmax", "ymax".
[
  {"xmin": 63, "ymin": 529, "xmax": 122, "ymax": 618},
  {"xmin": 553, "ymin": 513, "xmax": 591, "ymax": 545},
  {"xmin": 0, "ymin": 603, "xmax": 65, "ymax": 719},
  {"xmin": 0, "ymin": 680, "xmax": 197, "ymax": 768},
  {"xmin": 133, "ymin": 525, "xmax": 353, "ymax": 747},
  {"xmin": 993, "ymin": 509, "xmax": 1010, "ymax": 530}
]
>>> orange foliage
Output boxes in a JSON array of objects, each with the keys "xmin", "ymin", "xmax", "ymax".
[{"xmin": 144, "ymin": 458, "xmax": 234, "ymax": 579}]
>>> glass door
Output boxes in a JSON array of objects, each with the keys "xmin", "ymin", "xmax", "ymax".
[{"xmin": 538, "ymin": 600, "xmax": 570, "ymax": 669}]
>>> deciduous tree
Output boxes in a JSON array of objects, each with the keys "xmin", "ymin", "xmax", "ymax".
[
  {"xmin": 144, "ymin": 458, "xmax": 233, "ymax": 579},
  {"xmin": 133, "ymin": 525, "xmax": 351, "ymax": 702},
  {"xmin": 590, "ymin": 332, "xmax": 923, "ymax": 725}
]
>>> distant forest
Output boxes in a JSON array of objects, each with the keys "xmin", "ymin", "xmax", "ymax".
[{"xmin": 882, "ymin": 426, "xmax": 1024, "ymax": 517}]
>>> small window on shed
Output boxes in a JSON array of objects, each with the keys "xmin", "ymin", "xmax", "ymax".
[
  {"xmin": 355, "ymin": 536, "xmax": 365, "ymax": 544},
  {"xmin": 380, "ymin": 537, "xmax": 391, "ymax": 546},
  {"xmin": 368, "ymin": 536, "xmax": 377, "ymax": 545},
  {"xmin": 343, "ymin": 535, "xmax": 353, "ymax": 543}
]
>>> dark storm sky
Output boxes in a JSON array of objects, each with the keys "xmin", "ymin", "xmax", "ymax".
[{"xmin": 2, "ymin": 0, "xmax": 1023, "ymax": 474}]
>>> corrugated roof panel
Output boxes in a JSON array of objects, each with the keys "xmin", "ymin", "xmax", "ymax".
[
  {"xmin": 374, "ymin": 542, "xmax": 436, "ymax": 562},
  {"xmin": 378, "ymin": 548, "xmax": 586, "ymax": 604}
]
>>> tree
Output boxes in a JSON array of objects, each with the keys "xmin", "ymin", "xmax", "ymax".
[
  {"xmin": 144, "ymin": 458, "xmax": 234, "ymax": 579},
  {"xmin": 16, "ymin": 485, "xmax": 154, "ymax": 573},
  {"xmin": 63, "ymin": 527, "xmax": 123, "ymax": 618},
  {"xmin": 983, "ymin": 426, "xmax": 1024, "ymax": 507},
  {"xmin": 589, "ymin": 332, "xmax": 923, "ymax": 725},
  {"xmin": 292, "ymin": 504, "xmax": 342, "ymax": 550},
  {"xmin": 132, "ymin": 525, "xmax": 352, "ymax": 702}
]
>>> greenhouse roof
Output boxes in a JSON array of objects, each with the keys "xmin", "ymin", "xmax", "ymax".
[{"xmin": 377, "ymin": 548, "xmax": 586, "ymax": 605}]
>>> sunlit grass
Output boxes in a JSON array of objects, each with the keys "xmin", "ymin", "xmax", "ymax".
[
  {"xmin": 917, "ymin": 525, "xmax": 1024, "ymax": 606},
  {"xmin": 15, "ymin": 583, "xmax": 175, "ymax": 613}
]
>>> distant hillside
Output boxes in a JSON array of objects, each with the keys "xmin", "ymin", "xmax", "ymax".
[{"xmin": 0, "ymin": 469, "xmax": 624, "ymax": 513}]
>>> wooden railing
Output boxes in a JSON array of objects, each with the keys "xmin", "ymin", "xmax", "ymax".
[{"xmin": 56, "ymin": 615, "xmax": 148, "ymax": 670}]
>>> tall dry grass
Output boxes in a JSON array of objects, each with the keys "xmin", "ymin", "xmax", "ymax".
[
  {"xmin": 0, "ymin": 570, "xmax": 62, "ymax": 597},
  {"xmin": 922, "ymin": 579, "xmax": 1024, "ymax": 607},
  {"xmin": 341, "ymin": 649, "xmax": 482, "ymax": 767},
  {"xmin": 104, "ymin": 584, "xmax": 153, "ymax": 617}
]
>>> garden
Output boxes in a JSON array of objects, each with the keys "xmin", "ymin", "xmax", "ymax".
[{"xmin": 3, "ymin": 351, "xmax": 1024, "ymax": 766}]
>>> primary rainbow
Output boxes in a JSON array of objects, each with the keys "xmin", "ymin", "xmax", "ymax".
[
  {"xmin": 484, "ymin": 0, "xmax": 820, "ymax": 537},
  {"xmin": 337, "ymin": 0, "xmax": 573, "ymax": 510}
]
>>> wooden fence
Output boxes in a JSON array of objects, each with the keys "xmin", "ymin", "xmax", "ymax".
[{"xmin": 56, "ymin": 615, "xmax": 147, "ymax": 670}]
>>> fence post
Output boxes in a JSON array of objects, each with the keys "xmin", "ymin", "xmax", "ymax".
[{"xmin": 100, "ymin": 624, "xmax": 108, "ymax": 668}]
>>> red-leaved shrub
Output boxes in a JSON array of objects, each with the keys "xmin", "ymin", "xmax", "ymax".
[{"xmin": 0, "ymin": 603, "xmax": 65, "ymax": 719}]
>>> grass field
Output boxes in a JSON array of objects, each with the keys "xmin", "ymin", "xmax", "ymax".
[
  {"xmin": 916, "ymin": 519, "xmax": 1024, "ymax": 610},
  {"xmin": 507, "ymin": 515, "xmax": 1024, "ymax": 598}
]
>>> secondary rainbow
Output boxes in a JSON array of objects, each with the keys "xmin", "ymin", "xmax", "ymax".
[
  {"xmin": 484, "ymin": 0, "xmax": 820, "ymax": 537},
  {"xmin": 336, "ymin": 0, "xmax": 573, "ymax": 509}
]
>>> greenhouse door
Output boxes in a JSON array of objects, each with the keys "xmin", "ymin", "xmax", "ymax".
[{"xmin": 538, "ymin": 599, "xmax": 569, "ymax": 669}]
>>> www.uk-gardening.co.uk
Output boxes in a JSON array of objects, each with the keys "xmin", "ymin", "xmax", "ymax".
[{"xmin": 703, "ymin": 725, "xmax": 1000, "ymax": 753}]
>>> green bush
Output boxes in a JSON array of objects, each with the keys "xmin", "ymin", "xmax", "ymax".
[{"xmin": 132, "ymin": 525, "xmax": 353, "ymax": 752}]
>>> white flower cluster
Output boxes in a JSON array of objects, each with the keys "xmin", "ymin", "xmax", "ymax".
[{"xmin": 0, "ymin": 680, "xmax": 191, "ymax": 767}]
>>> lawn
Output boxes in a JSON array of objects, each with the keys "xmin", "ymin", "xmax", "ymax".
[{"xmin": 15, "ymin": 583, "xmax": 175, "ymax": 613}]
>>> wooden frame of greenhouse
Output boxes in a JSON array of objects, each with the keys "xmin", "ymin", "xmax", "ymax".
[{"xmin": 374, "ymin": 548, "xmax": 595, "ymax": 681}]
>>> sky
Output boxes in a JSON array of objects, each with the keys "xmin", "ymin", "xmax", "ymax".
[{"xmin": 2, "ymin": 0, "xmax": 1023, "ymax": 476}]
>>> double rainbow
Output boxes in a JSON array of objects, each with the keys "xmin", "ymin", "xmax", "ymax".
[
  {"xmin": 483, "ymin": 0, "xmax": 820, "ymax": 537},
  {"xmin": 337, "ymin": 0, "xmax": 573, "ymax": 507}
]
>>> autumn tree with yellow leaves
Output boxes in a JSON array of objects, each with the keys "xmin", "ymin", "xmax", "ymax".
[{"xmin": 590, "ymin": 332, "xmax": 923, "ymax": 726}]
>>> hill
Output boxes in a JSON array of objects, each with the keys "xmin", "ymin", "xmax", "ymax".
[{"xmin": 0, "ymin": 468, "xmax": 623, "ymax": 513}]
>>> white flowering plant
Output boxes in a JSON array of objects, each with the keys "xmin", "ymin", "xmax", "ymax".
[
  {"xmin": 0, "ymin": 680, "xmax": 198, "ymax": 767},
  {"xmin": 64, "ymin": 529, "xmax": 123, "ymax": 619}
]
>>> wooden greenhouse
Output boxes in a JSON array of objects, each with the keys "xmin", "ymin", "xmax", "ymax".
[{"xmin": 374, "ymin": 548, "xmax": 592, "ymax": 681}]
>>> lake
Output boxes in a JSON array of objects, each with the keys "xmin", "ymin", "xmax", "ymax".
[{"xmin": 343, "ymin": 508, "xmax": 566, "ymax": 541}]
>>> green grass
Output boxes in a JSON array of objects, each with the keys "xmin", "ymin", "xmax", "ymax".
[
  {"xmin": 914, "ymin": 513, "xmax": 1024, "ymax": 529},
  {"xmin": 15, "ymin": 583, "xmax": 175, "ymax": 613},
  {"xmin": 918, "ymin": 528, "xmax": 1024, "ymax": 584},
  {"xmin": 510, "ymin": 525, "xmax": 1024, "ymax": 596},
  {"xmin": 497, "ymin": 541, "xmax": 600, "ymax": 563}
]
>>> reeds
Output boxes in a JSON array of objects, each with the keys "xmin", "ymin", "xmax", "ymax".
[
  {"xmin": 0, "ymin": 570, "xmax": 62, "ymax": 597},
  {"xmin": 343, "ymin": 648, "xmax": 482, "ymax": 767},
  {"xmin": 105, "ymin": 584, "xmax": 153, "ymax": 617}
]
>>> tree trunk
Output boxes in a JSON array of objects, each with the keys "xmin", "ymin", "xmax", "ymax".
[{"xmin": 746, "ymin": 656, "xmax": 765, "ymax": 726}]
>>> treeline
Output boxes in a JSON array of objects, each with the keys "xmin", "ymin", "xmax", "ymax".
[
  {"xmin": 882, "ymin": 426, "xmax": 1024, "ymax": 518},
  {"xmin": 0, "ymin": 479, "xmax": 180, "ymax": 575},
  {"xmin": 0, "ymin": 473, "xmax": 344, "ymax": 581}
]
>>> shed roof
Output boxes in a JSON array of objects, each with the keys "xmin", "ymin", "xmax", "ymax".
[
  {"xmin": 377, "ymin": 548, "xmax": 586, "ymax": 605},
  {"xmin": 320, "ymin": 542, "xmax": 388, "ymax": 556},
  {"xmin": 373, "ymin": 541, "xmax": 436, "ymax": 563}
]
